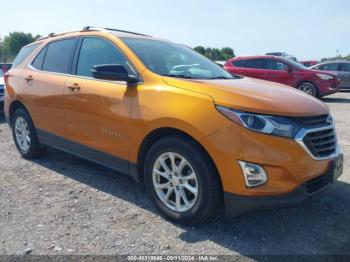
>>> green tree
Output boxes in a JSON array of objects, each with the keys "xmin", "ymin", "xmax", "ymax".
[
  {"xmin": 205, "ymin": 47, "xmax": 212, "ymax": 59},
  {"xmin": 1, "ymin": 32, "xmax": 37, "ymax": 61},
  {"xmin": 211, "ymin": 48, "xmax": 223, "ymax": 61},
  {"xmin": 193, "ymin": 46, "xmax": 205, "ymax": 56},
  {"xmin": 221, "ymin": 47, "xmax": 235, "ymax": 60}
]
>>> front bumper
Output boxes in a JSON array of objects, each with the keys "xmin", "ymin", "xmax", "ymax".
[
  {"xmin": 317, "ymin": 79, "xmax": 340, "ymax": 96},
  {"xmin": 224, "ymin": 154, "xmax": 343, "ymax": 216}
]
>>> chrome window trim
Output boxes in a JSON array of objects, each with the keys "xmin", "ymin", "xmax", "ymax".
[
  {"xmin": 295, "ymin": 125, "xmax": 339, "ymax": 161},
  {"xmin": 27, "ymin": 64, "xmax": 143, "ymax": 86},
  {"xmin": 26, "ymin": 35, "xmax": 144, "ymax": 86}
]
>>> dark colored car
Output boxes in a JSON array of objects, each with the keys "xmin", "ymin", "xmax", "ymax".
[
  {"xmin": 310, "ymin": 61, "xmax": 350, "ymax": 90},
  {"xmin": 300, "ymin": 60, "xmax": 318, "ymax": 67},
  {"xmin": 224, "ymin": 56, "xmax": 340, "ymax": 97}
]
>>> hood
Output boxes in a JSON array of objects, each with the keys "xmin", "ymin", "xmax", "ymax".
[
  {"xmin": 0, "ymin": 76, "xmax": 4, "ymax": 86},
  {"xmin": 162, "ymin": 76, "xmax": 329, "ymax": 117},
  {"xmin": 306, "ymin": 68, "xmax": 338, "ymax": 76}
]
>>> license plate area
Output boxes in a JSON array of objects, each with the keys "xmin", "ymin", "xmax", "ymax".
[{"xmin": 332, "ymin": 154, "xmax": 343, "ymax": 181}]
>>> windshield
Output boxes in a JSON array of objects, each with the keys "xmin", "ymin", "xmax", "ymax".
[
  {"xmin": 0, "ymin": 70, "xmax": 3, "ymax": 77},
  {"xmin": 122, "ymin": 38, "xmax": 234, "ymax": 80},
  {"xmin": 282, "ymin": 58, "xmax": 308, "ymax": 70}
]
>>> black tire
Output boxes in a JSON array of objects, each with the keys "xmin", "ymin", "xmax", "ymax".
[
  {"xmin": 297, "ymin": 82, "xmax": 318, "ymax": 97},
  {"xmin": 144, "ymin": 136, "xmax": 222, "ymax": 225},
  {"xmin": 11, "ymin": 108, "xmax": 45, "ymax": 159}
]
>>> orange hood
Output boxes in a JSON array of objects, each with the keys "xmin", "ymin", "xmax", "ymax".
[{"xmin": 162, "ymin": 76, "xmax": 329, "ymax": 117}]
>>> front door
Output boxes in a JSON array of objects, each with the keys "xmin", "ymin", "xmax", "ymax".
[
  {"xmin": 64, "ymin": 36, "xmax": 136, "ymax": 173},
  {"xmin": 261, "ymin": 59, "xmax": 295, "ymax": 86}
]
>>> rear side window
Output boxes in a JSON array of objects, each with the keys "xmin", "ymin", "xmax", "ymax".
[
  {"xmin": 340, "ymin": 63, "xmax": 350, "ymax": 72},
  {"xmin": 244, "ymin": 59, "xmax": 264, "ymax": 69},
  {"xmin": 76, "ymin": 37, "xmax": 130, "ymax": 77},
  {"xmin": 233, "ymin": 60, "xmax": 244, "ymax": 67},
  {"xmin": 31, "ymin": 46, "xmax": 47, "ymax": 70},
  {"xmin": 264, "ymin": 59, "xmax": 288, "ymax": 70},
  {"xmin": 12, "ymin": 44, "xmax": 39, "ymax": 68},
  {"xmin": 319, "ymin": 63, "xmax": 338, "ymax": 71},
  {"xmin": 42, "ymin": 38, "xmax": 77, "ymax": 74}
]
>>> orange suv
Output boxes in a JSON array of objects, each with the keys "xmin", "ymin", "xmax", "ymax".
[{"xmin": 4, "ymin": 27, "xmax": 343, "ymax": 225}]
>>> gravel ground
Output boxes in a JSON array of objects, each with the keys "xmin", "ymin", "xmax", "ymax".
[{"xmin": 0, "ymin": 92, "xmax": 349, "ymax": 258}]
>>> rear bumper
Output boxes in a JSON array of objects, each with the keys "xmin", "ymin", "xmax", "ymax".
[{"xmin": 224, "ymin": 154, "xmax": 342, "ymax": 216}]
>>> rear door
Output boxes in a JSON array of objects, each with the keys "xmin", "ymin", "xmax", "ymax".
[
  {"xmin": 23, "ymin": 38, "xmax": 78, "ymax": 146},
  {"xmin": 261, "ymin": 59, "xmax": 295, "ymax": 86},
  {"xmin": 235, "ymin": 59, "xmax": 265, "ymax": 79},
  {"xmin": 339, "ymin": 63, "xmax": 350, "ymax": 89}
]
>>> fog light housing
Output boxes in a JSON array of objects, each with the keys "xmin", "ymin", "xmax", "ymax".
[{"xmin": 238, "ymin": 161, "xmax": 268, "ymax": 188}]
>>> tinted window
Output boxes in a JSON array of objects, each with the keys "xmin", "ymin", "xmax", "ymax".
[
  {"xmin": 340, "ymin": 63, "xmax": 350, "ymax": 72},
  {"xmin": 31, "ymin": 46, "xmax": 47, "ymax": 70},
  {"xmin": 264, "ymin": 59, "xmax": 288, "ymax": 70},
  {"xmin": 42, "ymin": 39, "xmax": 77, "ymax": 74},
  {"xmin": 123, "ymin": 38, "xmax": 233, "ymax": 79},
  {"xmin": 244, "ymin": 59, "xmax": 264, "ymax": 69},
  {"xmin": 12, "ymin": 44, "xmax": 39, "ymax": 68},
  {"xmin": 320, "ymin": 63, "xmax": 338, "ymax": 71},
  {"xmin": 77, "ymin": 37, "xmax": 131, "ymax": 77},
  {"xmin": 233, "ymin": 60, "xmax": 244, "ymax": 67}
]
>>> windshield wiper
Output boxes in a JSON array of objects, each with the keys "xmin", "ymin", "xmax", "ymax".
[
  {"xmin": 162, "ymin": 74, "xmax": 194, "ymax": 79},
  {"xmin": 208, "ymin": 76, "xmax": 232, "ymax": 79}
]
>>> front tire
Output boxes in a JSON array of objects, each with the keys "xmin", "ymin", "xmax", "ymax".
[
  {"xmin": 297, "ymin": 82, "xmax": 318, "ymax": 97},
  {"xmin": 144, "ymin": 136, "xmax": 222, "ymax": 225},
  {"xmin": 11, "ymin": 109, "xmax": 45, "ymax": 159}
]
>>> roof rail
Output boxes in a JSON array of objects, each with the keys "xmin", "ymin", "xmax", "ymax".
[
  {"xmin": 81, "ymin": 26, "xmax": 151, "ymax": 37},
  {"xmin": 36, "ymin": 26, "xmax": 151, "ymax": 41}
]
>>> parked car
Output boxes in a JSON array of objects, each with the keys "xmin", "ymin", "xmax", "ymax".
[
  {"xmin": 300, "ymin": 60, "xmax": 318, "ymax": 67},
  {"xmin": 4, "ymin": 27, "xmax": 343, "ymax": 225},
  {"xmin": 0, "ymin": 63, "xmax": 12, "ymax": 73},
  {"xmin": 310, "ymin": 61, "xmax": 350, "ymax": 90},
  {"xmin": 0, "ymin": 70, "xmax": 4, "ymax": 111},
  {"xmin": 224, "ymin": 55, "xmax": 340, "ymax": 97},
  {"xmin": 266, "ymin": 52, "xmax": 297, "ymax": 61}
]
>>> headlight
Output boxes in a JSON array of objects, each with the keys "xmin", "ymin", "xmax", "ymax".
[
  {"xmin": 216, "ymin": 106, "xmax": 301, "ymax": 138},
  {"xmin": 316, "ymin": 73, "xmax": 334, "ymax": 80}
]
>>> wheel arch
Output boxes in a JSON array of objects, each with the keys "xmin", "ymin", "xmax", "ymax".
[{"xmin": 9, "ymin": 100, "xmax": 31, "ymax": 124}]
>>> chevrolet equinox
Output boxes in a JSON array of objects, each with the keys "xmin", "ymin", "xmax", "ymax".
[{"xmin": 4, "ymin": 27, "xmax": 343, "ymax": 225}]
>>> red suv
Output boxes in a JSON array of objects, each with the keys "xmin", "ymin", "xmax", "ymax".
[{"xmin": 224, "ymin": 56, "xmax": 340, "ymax": 97}]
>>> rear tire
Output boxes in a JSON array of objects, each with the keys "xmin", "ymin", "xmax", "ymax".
[
  {"xmin": 297, "ymin": 82, "xmax": 318, "ymax": 97},
  {"xmin": 11, "ymin": 109, "xmax": 46, "ymax": 159},
  {"xmin": 144, "ymin": 136, "xmax": 222, "ymax": 225}
]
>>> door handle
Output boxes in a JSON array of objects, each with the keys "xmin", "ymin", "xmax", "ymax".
[
  {"xmin": 67, "ymin": 83, "xmax": 81, "ymax": 92},
  {"xmin": 24, "ymin": 75, "xmax": 33, "ymax": 82}
]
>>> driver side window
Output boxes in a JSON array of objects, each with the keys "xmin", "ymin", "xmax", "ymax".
[{"xmin": 76, "ymin": 37, "xmax": 133, "ymax": 77}]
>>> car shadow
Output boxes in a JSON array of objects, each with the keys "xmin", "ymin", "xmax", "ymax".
[
  {"xmin": 0, "ymin": 113, "xmax": 6, "ymax": 124},
  {"xmin": 32, "ymin": 148, "xmax": 350, "ymax": 256},
  {"xmin": 322, "ymin": 96, "xmax": 350, "ymax": 104}
]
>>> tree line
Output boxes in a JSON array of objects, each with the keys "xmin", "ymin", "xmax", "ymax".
[
  {"xmin": 0, "ymin": 32, "xmax": 41, "ymax": 63},
  {"xmin": 193, "ymin": 46, "xmax": 235, "ymax": 61},
  {"xmin": 1, "ymin": 31, "xmax": 348, "ymax": 64}
]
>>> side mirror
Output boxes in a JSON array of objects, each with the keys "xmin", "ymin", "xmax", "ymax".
[
  {"xmin": 91, "ymin": 64, "xmax": 139, "ymax": 85},
  {"xmin": 284, "ymin": 66, "xmax": 292, "ymax": 72}
]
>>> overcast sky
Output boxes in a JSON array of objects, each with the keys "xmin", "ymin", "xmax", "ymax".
[{"xmin": 0, "ymin": 0, "xmax": 349, "ymax": 60}]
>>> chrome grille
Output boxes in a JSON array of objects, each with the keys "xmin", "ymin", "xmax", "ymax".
[
  {"xmin": 302, "ymin": 128, "xmax": 336, "ymax": 158},
  {"xmin": 294, "ymin": 114, "xmax": 329, "ymax": 126}
]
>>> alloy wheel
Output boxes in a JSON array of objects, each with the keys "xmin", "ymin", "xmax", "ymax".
[{"xmin": 152, "ymin": 152, "xmax": 199, "ymax": 212}]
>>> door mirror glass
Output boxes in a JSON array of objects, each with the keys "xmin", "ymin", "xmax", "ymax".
[{"xmin": 91, "ymin": 64, "xmax": 139, "ymax": 84}]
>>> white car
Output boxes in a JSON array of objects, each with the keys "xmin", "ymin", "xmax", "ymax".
[{"xmin": 0, "ymin": 70, "xmax": 4, "ymax": 107}]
